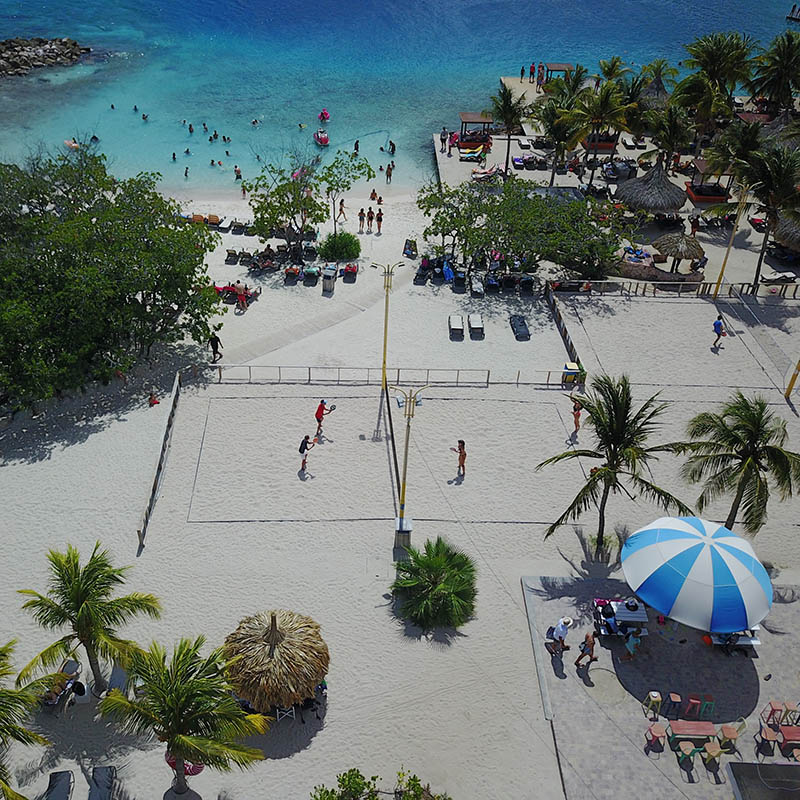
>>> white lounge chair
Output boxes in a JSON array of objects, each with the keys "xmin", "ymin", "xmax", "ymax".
[
  {"xmin": 468, "ymin": 314, "xmax": 484, "ymax": 338},
  {"xmin": 448, "ymin": 314, "xmax": 464, "ymax": 339}
]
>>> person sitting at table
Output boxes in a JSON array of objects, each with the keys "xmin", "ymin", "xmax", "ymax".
[
  {"xmin": 262, "ymin": 243, "xmax": 276, "ymax": 261},
  {"xmin": 621, "ymin": 627, "xmax": 642, "ymax": 661},
  {"xmin": 600, "ymin": 603, "xmax": 620, "ymax": 634}
]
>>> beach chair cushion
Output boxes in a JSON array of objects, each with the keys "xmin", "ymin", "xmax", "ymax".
[
  {"xmin": 88, "ymin": 766, "xmax": 115, "ymax": 800},
  {"xmin": 46, "ymin": 771, "xmax": 73, "ymax": 800}
]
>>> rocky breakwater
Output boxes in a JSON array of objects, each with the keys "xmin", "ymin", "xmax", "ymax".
[{"xmin": 0, "ymin": 37, "xmax": 91, "ymax": 77}]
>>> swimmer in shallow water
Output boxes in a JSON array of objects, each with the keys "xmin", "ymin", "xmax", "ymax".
[
  {"xmin": 184, "ymin": 148, "xmax": 190, "ymax": 154},
  {"xmin": 172, "ymin": 152, "xmax": 176, "ymax": 161},
  {"xmin": 142, "ymin": 113, "xmax": 148, "ymax": 121},
  {"xmin": 90, "ymin": 135, "xmax": 99, "ymax": 143}
]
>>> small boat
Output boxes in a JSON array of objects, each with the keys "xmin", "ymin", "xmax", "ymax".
[
  {"xmin": 318, "ymin": 108, "xmax": 330, "ymax": 122},
  {"xmin": 313, "ymin": 129, "xmax": 329, "ymax": 147}
]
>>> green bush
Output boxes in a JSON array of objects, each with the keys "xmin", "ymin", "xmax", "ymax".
[
  {"xmin": 391, "ymin": 536, "xmax": 477, "ymax": 630},
  {"xmin": 318, "ymin": 231, "xmax": 361, "ymax": 261}
]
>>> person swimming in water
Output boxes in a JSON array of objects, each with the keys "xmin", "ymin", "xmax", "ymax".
[
  {"xmin": 110, "ymin": 104, "xmax": 115, "ymax": 110},
  {"xmin": 188, "ymin": 124, "xmax": 194, "ymax": 133},
  {"xmin": 172, "ymin": 152, "xmax": 176, "ymax": 161},
  {"xmin": 184, "ymin": 148, "xmax": 190, "ymax": 154},
  {"xmin": 133, "ymin": 104, "xmax": 138, "ymax": 112},
  {"xmin": 90, "ymin": 135, "xmax": 99, "ymax": 143},
  {"xmin": 184, "ymin": 166, "xmax": 189, "ymax": 177}
]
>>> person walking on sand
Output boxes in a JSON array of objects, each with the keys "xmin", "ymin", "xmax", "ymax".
[
  {"xmin": 545, "ymin": 616, "xmax": 573, "ymax": 657},
  {"xmin": 452, "ymin": 439, "xmax": 466, "ymax": 476},
  {"xmin": 520, "ymin": 65, "xmax": 525, "ymax": 83},
  {"xmin": 574, "ymin": 631, "xmax": 598, "ymax": 667},
  {"xmin": 367, "ymin": 206, "xmax": 374, "ymax": 233},
  {"xmin": 440, "ymin": 126, "xmax": 448, "ymax": 153},
  {"xmin": 358, "ymin": 207, "xmax": 366, "ymax": 233},
  {"xmin": 299, "ymin": 434, "xmax": 315, "ymax": 471},
  {"xmin": 337, "ymin": 198, "xmax": 347, "ymax": 221},
  {"xmin": 209, "ymin": 332, "xmax": 223, "ymax": 362},
  {"xmin": 712, "ymin": 314, "xmax": 726, "ymax": 347},
  {"xmin": 315, "ymin": 399, "xmax": 332, "ymax": 435},
  {"xmin": 375, "ymin": 208, "xmax": 383, "ymax": 234},
  {"xmin": 572, "ymin": 400, "xmax": 582, "ymax": 433}
]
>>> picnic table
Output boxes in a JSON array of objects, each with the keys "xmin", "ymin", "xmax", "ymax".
[
  {"xmin": 667, "ymin": 720, "xmax": 717, "ymax": 743},
  {"xmin": 608, "ymin": 600, "xmax": 647, "ymax": 624}
]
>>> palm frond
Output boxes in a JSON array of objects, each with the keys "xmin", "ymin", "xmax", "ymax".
[
  {"xmin": 544, "ymin": 470, "xmax": 606, "ymax": 538},
  {"xmin": 15, "ymin": 636, "xmax": 77, "ymax": 686}
]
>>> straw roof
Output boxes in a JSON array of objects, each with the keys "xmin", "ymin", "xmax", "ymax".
[
  {"xmin": 641, "ymin": 74, "xmax": 670, "ymax": 107},
  {"xmin": 224, "ymin": 610, "xmax": 329, "ymax": 711},
  {"xmin": 653, "ymin": 232, "xmax": 705, "ymax": 260},
  {"xmin": 774, "ymin": 213, "xmax": 800, "ymax": 251},
  {"xmin": 615, "ymin": 158, "xmax": 686, "ymax": 213}
]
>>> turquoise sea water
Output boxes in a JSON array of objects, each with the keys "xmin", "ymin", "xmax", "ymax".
[{"xmin": 0, "ymin": 0, "xmax": 792, "ymax": 195}]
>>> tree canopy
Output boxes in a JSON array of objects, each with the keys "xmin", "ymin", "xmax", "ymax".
[{"xmin": 0, "ymin": 148, "xmax": 222, "ymax": 408}]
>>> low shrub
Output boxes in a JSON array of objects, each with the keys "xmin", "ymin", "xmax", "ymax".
[{"xmin": 318, "ymin": 231, "xmax": 361, "ymax": 261}]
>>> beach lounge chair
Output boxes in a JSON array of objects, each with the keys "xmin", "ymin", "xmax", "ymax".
[
  {"xmin": 510, "ymin": 314, "xmax": 530, "ymax": 340},
  {"xmin": 105, "ymin": 662, "xmax": 129, "ymax": 698},
  {"xmin": 414, "ymin": 266, "xmax": 428, "ymax": 285},
  {"xmin": 206, "ymin": 214, "xmax": 223, "ymax": 228},
  {"xmin": 230, "ymin": 219, "xmax": 246, "ymax": 234},
  {"xmin": 448, "ymin": 314, "xmax": 464, "ymax": 340},
  {"xmin": 403, "ymin": 238, "xmax": 418, "ymax": 259},
  {"xmin": 216, "ymin": 217, "xmax": 232, "ymax": 233},
  {"xmin": 45, "ymin": 771, "xmax": 73, "ymax": 800},
  {"xmin": 88, "ymin": 766, "xmax": 116, "ymax": 800},
  {"xmin": 225, "ymin": 249, "xmax": 239, "ymax": 264},
  {"xmin": 512, "ymin": 156, "xmax": 525, "ymax": 170},
  {"xmin": 191, "ymin": 214, "xmax": 205, "ymax": 224},
  {"xmin": 44, "ymin": 659, "xmax": 81, "ymax": 712},
  {"xmin": 622, "ymin": 137, "xmax": 635, "ymax": 150},
  {"xmin": 468, "ymin": 314, "xmax": 484, "ymax": 339},
  {"xmin": 469, "ymin": 274, "xmax": 484, "ymax": 297}
]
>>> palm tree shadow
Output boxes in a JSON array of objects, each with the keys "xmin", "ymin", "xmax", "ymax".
[{"xmin": 557, "ymin": 524, "xmax": 629, "ymax": 582}]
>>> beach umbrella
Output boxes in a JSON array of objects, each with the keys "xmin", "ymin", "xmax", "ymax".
[
  {"xmin": 621, "ymin": 516, "xmax": 772, "ymax": 633},
  {"xmin": 773, "ymin": 212, "xmax": 800, "ymax": 251},
  {"xmin": 224, "ymin": 610, "xmax": 329, "ymax": 711},
  {"xmin": 615, "ymin": 157, "xmax": 686, "ymax": 213},
  {"xmin": 652, "ymin": 232, "xmax": 705, "ymax": 271}
]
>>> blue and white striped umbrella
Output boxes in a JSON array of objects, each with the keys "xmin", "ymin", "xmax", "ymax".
[{"xmin": 621, "ymin": 517, "xmax": 773, "ymax": 633}]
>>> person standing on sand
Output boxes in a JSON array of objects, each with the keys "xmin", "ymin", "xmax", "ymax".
[
  {"xmin": 385, "ymin": 163, "xmax": 392, "ymax": 183},
  {"xmin": 712, "ymin": 314, "xmax": 726, "ymax": 347},
  {"xmin": 375, "ymin": 208, "xmax": 383, "ymax": 234},
  {"xmin": 337, "ymin": 198, "xmax": 347, "ymax": 221},
  {"xmin": 574, "ymin": 631, "xmax": 598, "ymax": 667},
  {"xmin": 299, "ymin": 434, "xmax": 314, "ymax": 471},
  {"xmin": 520, "ymin": 65, "xmax": 525, "ymax": 83},
  {"xmin": 358, "ymin": 207, "xmax": 366, "ymax": 233},
  {"xmin": 453, "ymin": 440, "xmax": 466, "ymax": 476},
  {"xmin": 315, "ymin": 400, "xmax": 332, "ymax": 436},
  {"xmin": 367, "ymin": 207, "xmax": 374, "ymax": 233},
  {"xmin": 209, "ymin": 332, "xmax": 222, "ymax": 362},
  {"xmin": 572, "ymin": 401, "xmax": 582, "ymax": 433},
  {"xmin": 529, "ymin": 62, "xmax": 535, "ymax": 83},
  {"xmin": 440, "ymin": 126, "xmax": 448, "ymax": 153}
]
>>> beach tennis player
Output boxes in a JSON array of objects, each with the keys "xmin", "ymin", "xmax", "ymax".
[{"xmin": 315, "ymin": 400, "xmax": 335, "ymax": 435}]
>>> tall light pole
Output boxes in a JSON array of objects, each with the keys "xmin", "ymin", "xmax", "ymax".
[
  {"xmin": 373, "ymin": 262, "xmax": 402, "ymax": 390},
  {"xmin": 389, "ymin": 384, "xmax": 428, "ymax": 548}
]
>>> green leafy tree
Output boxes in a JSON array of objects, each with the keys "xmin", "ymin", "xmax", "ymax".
[
  {"xmin": 561, "ymin": 82, "xmax": 634, "ymax": 185},
  {"xmin": 671, "ymin": 71, "xmax": 732, "ymax": 144},
  {"xmin": 18, "ymin": 542, "xmax": 161, "ymax": 694},
  {"xmin": 530, "ymin": 99, "xmax": 583, "ymax": 186},
  {"xmin": 318, "ymin": 151, "xmax": 375, "ymax": 237},
  {"xmin": 675, "ymin": 392, "xmax": 800, "ymax": 533},
  {"xmin": 642, "ymin": 59, "xmax": 679, "ymax": 88},
  {"xmin": 100, "ymin": 637, "xmax": 268, "ymax": 794},
  {"xmin": 598, "ymin": 55, "xmax": 631, "ymax": 84},
  {"xmin": 0, "ymin": 641, "xmax": 57, "ymax": 800},
  {"xmin": 543, "ymin": 64, "xmax": 590, "ymax": 107},
  {"xmin": 318, "ymin": 231, "xmax": 361, "ymax": 261},
  {"xmin": 750, "ymin": 30, "xmax": 800, "ymax": 113},
  {"xmin": 391, "ymin": 537, "xmax": 477, "ymax": 630},
  {"xmin": 726, "ymin": 145, "xmax": 800, "ymax": 289},
  {"xmin": 703, "ymin": 120, "xmax": 763, "ymax": 178},
  {"xmin": 537, "ymin": 374, "xmax": 692, "ymax": 554},
  {"xmin": 311, "ymin": 768, "xmax": 451, "ymax": 800},
  {"xmin": 683, "ymin": 31, "xmax": 755, "ymax": 105},
  {"xmin": 644, "ymin": 106, "xmax": 692, "ymax": 171},
  {"xmin": 0, "ymin": 148, "xmax": 221, "ymax": 408},
  {"xmin": 244, "ymin": 156, "xmax": 328, "ymax": 247},
  {"xmin": 486, "ymin": 83, "xmax": 531, "ymax": 176},
  {"xmin": 617, "ymin": 74, "xmax": 649, "ymax": 140}
]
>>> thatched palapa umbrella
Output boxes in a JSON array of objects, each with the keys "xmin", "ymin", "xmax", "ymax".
[
  {"xmin": 616, "ymin": 157, "xmax": 686, "ymax": 213},
  {"xmin": 224, "ymin": 610, "xmax": 329, "ymax": 711},
  {"xmin": 653, "ymin": 232, "xmax": 705, "ymax": 272},
  {"xmin": 640, "ymin": 74, "xmax": 670, "ymax": 108}
]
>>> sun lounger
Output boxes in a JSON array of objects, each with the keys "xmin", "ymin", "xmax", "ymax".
[
  {"xmin": 468, "ymin": 314, "xmax": 484, "ymax": 338},
  {"xmin": 191, "ymin": 214, "xmax": 205, "ymax": 224},
  {"xmin": 105, "ymin": 662, "xmax": 129, "ymax": 697},
  {"xmin": 403, "ymin": 238, "xmax": 418, "ymax": 258},
  {"xmin": 230, "ymin": 219, "xmax": 246, "ymax": 234},
  {"xmin": 88, "ymin": 766, "xmax": 116, "ymax": 800},
  {"xmin": 509, "ymin": 314, "xmax": 530, "ymax": 340},
  {"xmin": 206, "ymin": 214, "xmax": 224, "ymax": 228},
  {"xmin": 225, "ymin": 249, "xmax": 239, "ymax": 264},
  {"xmin": 45, "ymin": 771, "xmax": 73, "ymax": 800},
  {"xmin": 448, "ymin": 314, "xmax": 464, "ymax": 339},
  {"xmin": 216, "ymin": 217, "xmax": 232, "ymax": 232}
]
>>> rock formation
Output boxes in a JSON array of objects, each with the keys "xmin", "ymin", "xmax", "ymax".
[{"xmin": 0, "ymin": 37, "xmax": 90, "ymax": 78}]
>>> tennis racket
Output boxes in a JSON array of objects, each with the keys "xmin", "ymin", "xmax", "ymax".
[{"xmin": 329, "ymin": 404, "xmax": 336, "ymax": 411}]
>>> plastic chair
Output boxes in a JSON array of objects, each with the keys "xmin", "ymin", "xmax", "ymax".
[
  {"xmin": 761, "ymin": 700, "xmax": 783, "ymax": 726},
  {"xmin": 663, "ymin": 692, "xmax": 682, "ymax": 718},
  {"xmin": 700, "ymin": 694, "xmax": 716, "ymax": 718},
  {"xmin": 685, "ymin": 694, "xmax": 702, "ymax": 718},
  {"xmin": 645, "ymin": 722, "xmax": 666, "ymax": 749},
  {"xmin": 754, "ymin": 721, "xmax": 779, "ymax": 756},
  {"xmin": 781, "ymin": 701, "xmax": 799, "ymax": 724},
  {"xmin": 678, "ymin": 741, "xmax": 698, "ymax": 766},
  {"xmin": 643, "ymin": 691, "xmax": 662, "ymax": 719},
  {"xmin": 702, "ymin": 740, "xmax": 723, "ymax": 767},
  {"xmin": 718, "ymin": 717, "xmax": 747, "ymax": 750}
]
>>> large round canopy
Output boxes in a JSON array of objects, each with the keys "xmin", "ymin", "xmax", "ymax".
[
  {"xmin": 621, "ymin": 517, "xmax": 772, "ymax": 633},
  {"xmin": 224, "ymin": 610, "xmax": 329, "ymax": 711},
  {"xmin": 616, "ymin": 158, "xmax": 686, "ymax": 213},
  {"xmin": 653, "ymin": 232, "xmax": 705, "ymax": 261}
]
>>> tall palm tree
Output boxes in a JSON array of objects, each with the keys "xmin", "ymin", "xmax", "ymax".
[
  {"xmin": 617, "ymin": 75, "xmax": 648, "ymax": 140},
  {"xmin": 543, "ymin": 64, "xmax": 590, "ymax": 107},
  {"xmin": 684, "ymin": 31, "xmax": 755, "ymax": 105},
  {"xmin": 18, "ymin": 542, "xmax": 161, "ymax": 693},
  {"xmin": 598, "ymin": 55, "xmax": 631, "ymax": 84},
  {"xmin": 642, "ymin": 59, "xmax": 679, "ymax": 88},
  {"xmin": 100, "ymin": 637, "xmax": 268, "ymax": 794},
  {"xmin": 703, "ymin": 120, "xmax": 763, "ymax": 178},
  {"xmin": 0, "ymin": 641, "xmax": 53, "ymax": 800},
  {"xmin": 529, "ymin": 99, "xmax": 582, "ymax": 186},
  {"xmin": 536, "ymin": 374, "xmax": 691, "ymax": 554},
  {"xmin": 561, "ymin": 82, "xmax": 634, "ymax": 186},
  {"xmin": 391, "ymin": 536, "xmax": 476, "ymax": 630},
  {"xmin": 750, "ymin": 30, "xmax": 800, "ymax": 114},
  {"xmin": 671, "ymin": 71, "xmax": 732, "ymax": 145},
  {"xmin": 487, "ymin": 83, "xmax": 530, "ymax": 177},
  {"xmin": 645, "ymin": 106, "xmax": 692, "ymax": 171},
  {"xmin": 676, "ymin": 392, "xmax": 800, "ymax": 533},
  {"xmin": 727, "ymin": 145, "xmax": 800, "ymax": 290}
]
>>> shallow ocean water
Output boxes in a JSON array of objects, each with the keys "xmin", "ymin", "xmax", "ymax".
[{"xmin": 0, "ymin": 0, "xmax": 791, "ymax": 194}]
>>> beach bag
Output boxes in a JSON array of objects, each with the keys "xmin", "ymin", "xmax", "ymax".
[{"xmin": 545, "ymin": 625, "xmax": 555, "ymax": 641}]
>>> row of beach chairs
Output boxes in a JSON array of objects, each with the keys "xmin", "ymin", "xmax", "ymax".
[{"xmin": 45, "ymin": 767, "xmax": 116, "ymax": 800}]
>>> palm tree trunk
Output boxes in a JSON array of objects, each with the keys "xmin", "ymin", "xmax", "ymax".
[
  {"xmin": 549, "ymin": 150, "xmax": 558, "ymax": 187},
  {"xmin": 751, "ymin": 227, "xmax": 771, "ymax": 293},
  {"xmin": 84, "ymin": 643, "xmax": 107, "ymax": 694},
  {"xmin": 596, "ymin": 482, "xmax": 611, "ymax": 555},
  {"xmin": 588, "ymin": 127, "xmax": 599, "ymax": 187},
  {"xmin": 504, "ymin": 134, "xmax": 511, "ymax": 178},
  {"xmin": 331, "ymin": 197, "xmax": 337, "ymax": 238},
  {"xmin": 725, "ymin": 478, "xmax": 748, "ymax": 530},
  {"xmin": 174, "ymin": 759, "xmax": 188, "ymax": 794}
]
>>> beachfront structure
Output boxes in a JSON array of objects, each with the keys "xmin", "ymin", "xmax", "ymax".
[
  {"xmin": 459, "ymin": 111, "xmax": 493, "ymax": 140},
  {"xmin": 544, "ymin": 62, "xmax": 574, "ymax": 82}
]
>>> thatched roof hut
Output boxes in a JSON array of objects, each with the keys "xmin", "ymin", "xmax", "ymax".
[
  {"xmin": 641, "ymin": 74, "xmax": 670, "ymax": 108},
  {"xmin": 616, "ymin": 158, "xmax": 686, "ymax": 213},
  {"xmin": 224, "ymin": 610, "xmax": 329, "ymax": 711},
  {"xmin": 653, "ymin": 232, "xmax": 705, "ymax": 260}
]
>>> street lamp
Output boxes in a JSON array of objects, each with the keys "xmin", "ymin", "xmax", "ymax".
[
  {"xmin": 389, "ymin": 384, "xmax": 428, "ymax": 548},
  {"xmin": 372, "ymin": 262, "xmax": 402, "ymax": 390}
]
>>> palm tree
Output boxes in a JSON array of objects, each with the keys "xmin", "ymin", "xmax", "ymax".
[
  {"xmin": 684, "ymin": 31, "xmax": 755, "ymax": 106},
  {"xmin": 727, "ymin": 145, "xmax": 800, "ymax": 289},
  {"xmin": 543, "ymin": 64, "xmax": 590, "ymax": 107},
  {"xmin": 391, "ymin": 536, "xmax": 476, "ymax": 630},
  {"xmin": 529, "ymin": 99, "xmax": 582, "ymax": 186},
  {"xmin": 0, "ymin": 641, "xmax": 53, "ymax": 800},
  {"xmin": 487, "ymin": 83, "xmax": 530, "ymax": 177},
  {"xmin": 100, "ymin": 637, "xmax": 268, "ymax": 794},
  {"xmin": 598, "ymin": 55, "xmax": 631, "ymax": 84},
  {"xmin": 561, "ymin": 82, "xmax": 634, "ymax": 185},
  {"xmin": 617, "ymin": 75, "xmax": 648, "ymax": 140},
  {"xmin": 671, "ymin": 71, "xmax": 732, "ymax": 145},
  {"xmin": 750, "ymin": 30, "xmax": 800, "ymax": 114},
  {"xmin": 642, "ymin": 59, "xmax": 679, "ymax": 88},
  {"xmin": 703, "ymin": 120, "xmax": 763, "ymax": 178},
  {"xmin": 676, "ymin": 392, "xmax": 800, "ymax": 533},
  {"xmin": 536, "ymin": 374, "xmax": 692, "ymax": 554},
  {"xmin": 18, "ymin": 542, "xmax": 161, "ymax": 694},
  {"xmin": 645, "ymin": 106, "xmax": 692, "ymax": 172}
]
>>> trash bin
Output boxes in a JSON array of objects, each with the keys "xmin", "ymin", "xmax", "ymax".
[
  {"xmin": 562, "ymin": 361, "xmax": 580, "ymax": 383},
  {"xmin": 322, "ymin": 265, "xmax": 337, "ymax": 294}
]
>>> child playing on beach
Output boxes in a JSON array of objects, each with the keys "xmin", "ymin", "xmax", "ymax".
[{"xmin": 712, "ymin": 314, "xmax": 726, "ymax": 347}]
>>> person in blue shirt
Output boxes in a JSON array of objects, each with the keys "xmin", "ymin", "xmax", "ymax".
[{"xmin": 713, "ymin": 314, "xmax": 726, "ymax": 347}]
